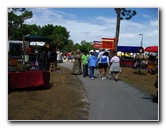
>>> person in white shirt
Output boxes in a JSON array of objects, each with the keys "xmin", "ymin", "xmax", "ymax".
[
  {"xmin": 109, "ymin": 51, "xmax": 121, "ymax": 81},
  {"xmin": 99, "ymin": 51, "xmax": 110, "ymax": 80},
  {"xmin": 97, "ymin": 48, "xmax": 105, "ymax": 76}
]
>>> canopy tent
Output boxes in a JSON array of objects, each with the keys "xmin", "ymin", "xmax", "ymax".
[
  {"xmin": 24, "ymin": 34, "xmax": 53, "ymax": 42},
  {"xmin": 145, "ymin": 46, "xmax": 158, "ymax": 53},
  {"xmin": 117, "ymin": 46, "xmax": 144, "ymax": 53}
]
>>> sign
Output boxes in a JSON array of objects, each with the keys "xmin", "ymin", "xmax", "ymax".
[
  {"xmin": 101, "ymin": 38, "xmax": 116, "ymax": 50},
  {"xmin": 30, "ymin": 41, "xmax": 45, "ymax": 46},
  {"xmin": 93, "ymin": 41, "xmax": 102, "ymax": 49}
]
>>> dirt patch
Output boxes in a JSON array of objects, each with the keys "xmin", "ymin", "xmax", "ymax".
[{"xmin": 8, "ymin": 65, "xmax": 89, "ymax": 120}]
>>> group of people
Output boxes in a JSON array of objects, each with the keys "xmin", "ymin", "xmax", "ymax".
[
  {"xmin": 71, "ymin": 48, "xmax": 121, "ymax": 81},
  {"xmin": 29, "ymin": 46, "xmax": 58, "ymax": 71}
]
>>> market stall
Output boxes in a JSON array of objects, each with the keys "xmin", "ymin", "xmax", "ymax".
[
  {"xmin": 8, "ymin": 34, "xmax": 53, "ymax": 90},
  {"xmin": 145, "ymin": 46, "xmax": 158, "ymax": 69},
  {"xmin": 117, "ymin": 46, "xmax": 144, "ymax": 67},
  {"xmin": 8, "ymin": 70, "xmax": 50, "ymax": 89}
]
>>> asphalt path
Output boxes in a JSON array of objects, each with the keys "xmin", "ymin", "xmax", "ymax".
[{"xmin": 59, "ymin": 61, "xmax": 159, "ymax": 121}]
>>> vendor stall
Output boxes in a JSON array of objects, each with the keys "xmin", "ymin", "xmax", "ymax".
[
  {"xmin": 117, "ymin": 46, "xmax": 144, "ymax": 67},
  {"xmin": 145, "ymin": 45, "xmax": 158, "ymax": 69},
  {"xmin": 8, "ymin": 70, "xmax": 50, "ymax": 89},
  {"xmin": 145, "ymin": 46, "xmax": 158, "ymax": 53},
  {"xmin": 8, "ymin": 34, "xmax": 52, "ymax": 90}
]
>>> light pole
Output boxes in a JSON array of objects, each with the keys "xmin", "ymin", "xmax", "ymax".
[{"xmin": 139, "ymin": 34, "xmax": 143, "ymax": 47}]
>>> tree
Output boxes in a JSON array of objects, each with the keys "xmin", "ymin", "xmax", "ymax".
[
  {"xmin": 114, "ymin": 8, "xmax": 137, "ymax": 51},
  {"xmin": 64, "ymin": 39, "xmax": 74, "ymax": 52},
  {"xmin": 80, "ymin": 40, "xmax": 93, "ymax": 52},
  {"xmin": 73, "ymin": 43, "xmax": 81, "ymax": 51},
  {"xmin": 40, "ymin": 24, "xmax": 55, "ymax": 38},
  {"xmin": 8, "ymin": 8, "xmax": 33, "ymax": 40},
  {"xmin": 52, "ymin": 25, "xmax": 70, "ymax": 50},
  {"xmin": 15, "ymin": 24, "xmax": 41, "ymax": 39}
]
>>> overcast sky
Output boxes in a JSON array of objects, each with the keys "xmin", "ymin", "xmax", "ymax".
[{"xmin": 24, "ymin": 8, "xmax": 159, "ymax": 48}]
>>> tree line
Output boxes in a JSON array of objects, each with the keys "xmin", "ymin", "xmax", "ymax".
[{"xmin": 8, "ymin": 8, "xmax": 136, "ymax": 52}]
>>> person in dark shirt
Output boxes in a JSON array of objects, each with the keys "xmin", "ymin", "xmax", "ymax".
[{"xmin": 48, "ymin": 48, "xmax": 57, "ymax": 70}]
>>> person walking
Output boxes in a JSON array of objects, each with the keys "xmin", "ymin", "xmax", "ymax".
[
  {"xmin": 81, "ymin": 50, "xmax": 89, "ymax": 77},
  {"xmin": 109, "ymin": 51, "xmax": 121, "ymax": 81},
  {"xmin": 88, "ymin": 51, "xmax": 98, "ymax": 80},
  {"xmin": 71, "ymin": 49, "xmax": 82, "ymax": 75},
  {"xmin": 99, "ymin": 51, "xmax": 110, "ymax": 80},
  {"xmin": 97, "ymin": 48, "xmax": 105, "ymax": 77}
]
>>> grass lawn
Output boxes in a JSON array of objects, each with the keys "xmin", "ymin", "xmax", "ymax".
[
  {"xmin": 119, "ymin": 67, "xmax": 158, "ymax": 96},
  {"xmin": 8, "ymin": 65, "xmax": 89, "ymax": 120}
]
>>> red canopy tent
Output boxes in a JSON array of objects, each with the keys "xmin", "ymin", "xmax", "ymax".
[
  {"xmin": 145, "ymin": 46, "xmax": 158, "ymax": 69},
  {"xmin": 145, "ymin": 46, "xmax": 158, "ymax": 53}
]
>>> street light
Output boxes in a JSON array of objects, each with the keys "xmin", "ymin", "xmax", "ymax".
[{"xmin": 139, "ymin": 34, "xmax": 143, "ymax": 47}]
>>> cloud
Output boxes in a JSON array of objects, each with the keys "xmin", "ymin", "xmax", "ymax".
[
  {"xmin": 150, "ymin": 20, "xmax": 158, "ymax": 27},
  {"xmin": 25, "ymin": 8, "xmax": 158, "ymax": 48},
  {"xmin": 143, "ymin": 14, "xmax": 151, "ymax": 18}
]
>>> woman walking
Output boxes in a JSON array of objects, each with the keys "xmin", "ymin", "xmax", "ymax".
[
  {"xmin": 99, "ymin": 51, "xmax": 110, "ymax": 80},
  {"xmin": 88, "ymin": 51, "xmax": 98, "ymax": 80},
  {"xmin": 109, "ymin": 51, "xmax": 121, "ymax": 81},
  {"xmin": 72, "ymin": 49, "xmax": 82, "ymax": 75}
]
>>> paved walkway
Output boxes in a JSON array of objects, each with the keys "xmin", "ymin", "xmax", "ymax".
[{"xmin": 59, "ymin": 61, "xmax": 159, "ymax": 121}]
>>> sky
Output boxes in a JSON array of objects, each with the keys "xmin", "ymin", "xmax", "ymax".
[{"xmin": 24, "ymin": 8, "xmax": 159, "ymax": 48}]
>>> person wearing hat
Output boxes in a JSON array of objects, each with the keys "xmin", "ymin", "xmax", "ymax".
[{"xmin": 71, "ymin": 49, "xmax": 82, "ymax": 75}]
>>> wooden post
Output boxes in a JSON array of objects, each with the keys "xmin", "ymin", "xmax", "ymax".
[{"xmin": 23, "ymin": 35, "xmax": 25, "ymax": 66}]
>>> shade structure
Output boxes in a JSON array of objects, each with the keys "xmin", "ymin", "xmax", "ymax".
[
  {"xmin": 117, "ymin": 46, "xmax": 144, "ymax": 53},
  {"xmin": 145, "ymin": 46, "xmax": 158, "ymax": 53},
  {"xmin": 24, "ymin": 34, "xmax": 52, "ymax": 42}
]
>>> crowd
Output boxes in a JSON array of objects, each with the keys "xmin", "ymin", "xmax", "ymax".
[
  {"xmin": 26, "ymin": 46, "xmax": 158, "ymax": 103},
  {"xmin": 71, "ymin": 48, "xmax": 121, "ymax": 81},
  {"xmin": 70, "ymin": 48, "xmax": 158, "ymax": 103}
]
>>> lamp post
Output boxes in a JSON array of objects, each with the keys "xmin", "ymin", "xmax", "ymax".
[{"xmin": 139, "ymin": 34, "xmax": 143, "ymax": 47}]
